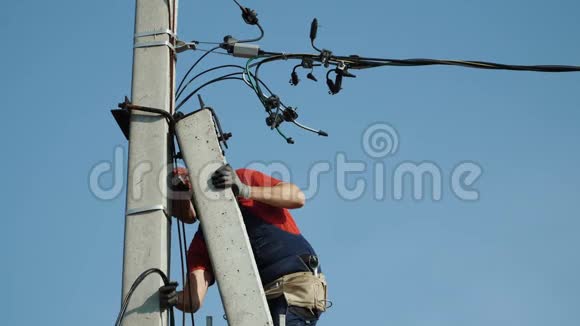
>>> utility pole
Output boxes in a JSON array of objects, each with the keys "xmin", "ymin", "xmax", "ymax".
[
  {"xmin": 119, "ymin": 0, "xmax": 272, "ymax": 324},
  {"xmin": 175, "ymin": 109, "xmax": 274, "ymax": 326},
  {"xmin": 121, "ymin": 0, "xmax": 176, "ymax": 325}
]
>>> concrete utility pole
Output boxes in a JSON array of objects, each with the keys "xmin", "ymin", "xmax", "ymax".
[
  {"xmin": 121, "ymin": 0, "xmax": 176, "ymax": 325},
  {"xmin": 175, "ymin": 109, "xmax": 274, "ymax": 326},
  {"xmin": 120, "ymin": 0, "xmax": 272, "ymax": 324}
]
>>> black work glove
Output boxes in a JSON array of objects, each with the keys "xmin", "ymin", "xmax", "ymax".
[
  {"xmin": 159, "ymin": 281, "xmax": 179, "ymax": 310},
  {"xmin": 211, "ymin": 164, "xmax": 251, "ymax": 198}
]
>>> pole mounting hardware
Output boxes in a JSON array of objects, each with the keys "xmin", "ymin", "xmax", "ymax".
[{"xmin": 133, "ymin": 29, "xmax": 177, "ymax": 52}]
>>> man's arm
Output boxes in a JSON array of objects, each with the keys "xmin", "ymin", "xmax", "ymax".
[
  {"xmin": 211, "ymin": 165, "xmax": 306, "ymax": 209},
  {"xmin": 249, "ymin": 182, "xmax": 305, "ymax": 209},
  {"xmin": 171, "ymin": 169, "xmax": 197, "ymax": 224},
  {"xmin": 172, "ymin": 199, "xmax": 197, "ymax": 224},
  {"xmin": 174, "ymin": 269, "xmax": 213, "ymax": 313}
]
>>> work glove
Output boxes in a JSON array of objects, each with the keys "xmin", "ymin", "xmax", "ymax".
[
  {"xmin": 211, "ymin": 164, "xmax": 251, "ymax": 198},
  {"xmin": 159, "ymin": 281, "xmax": 179, "ymax": 310}
]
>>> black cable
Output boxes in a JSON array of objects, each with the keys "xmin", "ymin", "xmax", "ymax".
[
  {"xmin": 176, "ymin": 73, "xmax": 246, "ymax": 111},
  {"xmin": 258, "ymin": 50, "xmax": 580, "ymax": 73},
  {"xmin": 176, "ymin": 212, "xmax": 187, "ymax": 326},
  {"xmin": 253, "ymin": 73, "xmax": 277, "ymax": 98},
  {"xmin": 311, "ymin": 39, "xmax": 322, "ymax": 53},
  {"xmin": 176, "ymin": 46, "xmax": 222, "ymax": 97},
  {"xmin": 176, "ymin": 65, "xmax": 245, "ymax": 100},
  {"xmin": 230, "ymin": 0, "xmax": 264, "ymax": 43},
  {"xmin": 170, "ymin": 139, "xmax": 195, "ymax": 326},
  {"xmin": 176, "ymin": 71, "xmax": 280, "ymax": 113},
  {"xmin": 171, "ymin": 144, "xmax": 188, "ymax": 326},
  {"xmin": 332, "ymin": 55, "xmax": 580, "ymax": 72},
  {"xmin": 179, "ymin": 215, "xmax": 196, "ymax": 325},
  {"xmin": 238, "ymin": 23, "xmax": 264, "ymax": 43},
  {"xmin": 252, "ymin": 55, "xmax": 319, "ymax": 99},
  {"xmin": 115, "ymin": 268, "xmax": 174, "ymax": 326},
  {"xmin": 121, "ymin": 103, "xmax": 176, "ymax": 134},
  {"xmin": 126, "ymin": 106, "xmax": 174, "ymax": 124}
]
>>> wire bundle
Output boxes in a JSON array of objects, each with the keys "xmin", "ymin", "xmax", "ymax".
[{"xmin": 174, "ymin": 5, "xmax": 580, "ymax": 143}]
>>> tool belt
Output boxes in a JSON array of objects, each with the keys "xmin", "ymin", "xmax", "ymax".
[{"xmin": 264, "ymin": 271, "xmax": 328, "ymax": 313}]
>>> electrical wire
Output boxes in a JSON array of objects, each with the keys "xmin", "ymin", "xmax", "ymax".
[
  {"xmin": 238, "ymin": 23, "xmax": 264, "ymax": 44},
  {"xmin": 175, "ymin": 65, "xmax": 280, "ymax": 112},
  {"xmin": 176, "ymin": 65, "xmax": 245, "ymax": 100},
  {"xmin": 196, "ymin": 47, "xmax": 231, "ymax": 56},
  {"xmin": 170, "ymin": 5, "xmax": 580, "ymax": 143},
  {"xmin": 170, "ymin": 140, "xmax": 196, "ymax": 326},
  {"xmin": 179, "ymin": 214, "xmax": 196, "ymax": 325},
  {"xmin": 176, "ymin": 46, "xmax": 222, "ymax": 98},
  {"xmin": 176, "ymin": 73, "xmax": 246, "ymax": 111},
  {"xmin": 245, "ymin": 56, "xmax": 262, "ymax": 98},
  {"xmin": 250, "ymin": 55, "xmax": 321, "ymax": 100},
  {"xmin": 258, "ymin": 49, "xmax": 580, "ymax": 72},
  {"xmin": 338, "ymin": 56, "xmax": 580, "ymax": 72},
  {"xmin": 114, "ymin": 268, "xmax": 175, "ymax": 326},
  {"xmin": 176, "ymin": 206, "xmax": 187, "ymax": 326},
  {"xmin": 232, "ymin": 0, "xmax": 244, "ymax": 8},
  {"xmin": 258, "ymin": 51, "xmax": 580, "ymax": 73},
  {"xmin": 180, "ymin": 219, "xmax": 196, "ymax": 326},
  {"xmin": 122, "ymin": 104, "xmax": 175, "ymax": 128},
  {"xmin": 230, "ymin": 0, "xmax": 264, "ymax": 43},
  {"xmin": 194, "ymin": 40, "xmax": 223, "ymax": 45}
]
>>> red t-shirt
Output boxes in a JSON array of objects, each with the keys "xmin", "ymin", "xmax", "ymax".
[{"xmin": 187, "ymin": 168, "xmax": 301, "ymax": 282}]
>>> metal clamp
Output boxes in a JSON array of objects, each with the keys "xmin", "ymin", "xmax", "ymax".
[
  {"xmin": 126, "ymin": 204, "xmax": 167, "ymax": 217},
  {"xmin": 175, "ymin": 40, "xmax": 198, "ymax": 53},
  {"xmin": 134, "ymin": 29, "xmax": 176, "ymax": 52}
]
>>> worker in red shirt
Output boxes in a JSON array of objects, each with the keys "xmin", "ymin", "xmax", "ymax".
[{"xmin": 160, "ymin": 164, "xmax": 327, "ymax": 326}]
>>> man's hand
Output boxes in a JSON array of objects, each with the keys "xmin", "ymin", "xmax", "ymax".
[
  {"xmin": 159, "ymin": 281, "xmax": 179, "ymax": 310},
  {"xmin": 211, "ymin": 164, "xmax": 251, "ymax": 198}
]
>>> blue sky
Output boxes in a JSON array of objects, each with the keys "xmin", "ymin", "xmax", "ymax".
[{"xmin": 1, "ymin": 0, "xmax": 579, "ymax": 325}]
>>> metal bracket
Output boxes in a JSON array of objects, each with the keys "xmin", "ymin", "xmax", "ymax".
[
  {"xmin": 134, "ymin": 29, "xmax": 177, "ymax": 52},
  {"xmin": 126, "ymin": 204, "xmax": 168, "ymax": 217},
  {"xmin": 175, "ymin": 40, "xmax": 198, "ymax": 53}
]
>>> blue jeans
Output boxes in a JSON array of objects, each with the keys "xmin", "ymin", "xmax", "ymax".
[{"xmin": 268, "ymin": 296, "xmax": 320, "ymax": 326}]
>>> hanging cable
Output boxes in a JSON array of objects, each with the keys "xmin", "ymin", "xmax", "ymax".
[
  {"xmin": 170, "ymin": 138, "xmax": 196, "ymax": 326},
  {"xmin": 330, "ymin": 55, "xmax": 580, "ymax": 72},
  {"xmin": 179, "ymin": 214, "xmax": 196, "ymax": 325},
  {"xmin": 167, "ymin": 6, "xmax": 580, "ymax": 143},
  {"xmin": 176, "ymin": 73, "xmax": 246, "ymax": 111},
  {"xmin": 176, "ymin": 220, "xmax": 186, "ymax": 326},
  {"xmin": 176, "ymin": 65, "xmax": 245, "ymax": 100},
  {"xmin": 114, "ymin": 268, "xmax": 175, "ymax": 326},
  {"xmin": 238, "ymin": 23, "xmax": 264, "ymax": 44},
  {"xmin": 176, "ymin": 46, "xmax": 222, "ymax": 97},
  {"xmin": 231, "ymin": 0, "xmax": 264, "ymax": 43}
]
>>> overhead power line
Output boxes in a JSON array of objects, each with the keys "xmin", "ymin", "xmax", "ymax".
[{"xmin": 172, "ymin": 4, "xmax": 580, "ymax": 144}]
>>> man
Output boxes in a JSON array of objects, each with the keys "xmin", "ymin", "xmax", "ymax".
[{"xmin": 161, "ymin": 164, "xmax": 327, "ymax": 326}]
